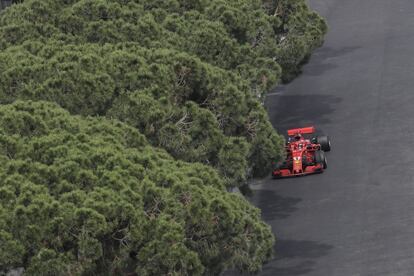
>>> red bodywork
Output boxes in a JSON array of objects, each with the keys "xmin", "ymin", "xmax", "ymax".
[{"xmin": 272, "ymin": 126, "xmax": 324, "ymax": 178}]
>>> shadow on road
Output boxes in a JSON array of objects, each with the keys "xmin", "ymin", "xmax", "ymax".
[
  {"xmin": 266, "ymin": 94, "xmax": 342, "ymax": 133},
  {"xmin": 275, "ymin": 239, "xmax": 333, "ymax": 259},
  {"xmin": 252, "ymin": 189, "xmax": 302, "ymax": 221},
  {"xmin": 224, "ymin": 239, "xmax": 333, "ymax": 276},
  {"xmin": 260, "ymin": 239, "xmax": 334, "ymax": 276},
  {"xmin": 305, "ymin": 46, "xmax": 360, "ymax": 77}
]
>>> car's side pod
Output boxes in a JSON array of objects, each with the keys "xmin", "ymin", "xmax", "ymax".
[{"xmin": 287, "ymin": 126, "xmax": 315, "ymax": 136}]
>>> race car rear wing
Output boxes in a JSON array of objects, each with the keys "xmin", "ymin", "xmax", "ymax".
[{"xmin": 287, "ymin": 126, "xmax": 315, "ymax": 136}]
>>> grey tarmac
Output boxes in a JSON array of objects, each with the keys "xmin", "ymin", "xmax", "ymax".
[{"xmin": 253, "ymin": 0, "xmax": 414, "ymax": 275}]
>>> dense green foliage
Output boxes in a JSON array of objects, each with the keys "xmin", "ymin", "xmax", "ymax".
[
  {"xmin": 0, "ymin": 0, "xmax": 326, "ymax": 274},
  {"xmin": 0, "ymin": 0, "xmax": 325, "ymax": 186},
  {"xmin": 262, "ymin": 0, "xmax": 327, "ymax": 81},
  {"xmin": 0, "ymin": 101, "xmax": 274, "ymax": 275}
]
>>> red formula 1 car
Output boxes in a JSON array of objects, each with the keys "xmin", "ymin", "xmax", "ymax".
[{"xmin": 272, "ymin": 126, "xmax": 331, "ymax": 178}]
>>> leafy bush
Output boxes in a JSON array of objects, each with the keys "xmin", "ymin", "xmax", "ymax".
[
  {"xmin": 0, "ymin": 101, "xmax": 274, "ymax": 275},
  {"xmin": 0, "ymin": 0, "xmax": 326, "ymax": 274},
  {"xmin": 0, "ymin": 0, "xmax": 325, "ymax": 186}
]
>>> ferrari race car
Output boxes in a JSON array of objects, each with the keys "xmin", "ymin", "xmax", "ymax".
[{"xmin": 272, "ymin": 126, "xmax": 331, "ymax": 178}]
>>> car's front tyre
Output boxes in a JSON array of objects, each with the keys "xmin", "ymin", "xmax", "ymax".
[
  {"xmin": 316, "ymin": 135, "xmax": 331, "ymax": 152},
  {"xmin": 314, "ymin": 150, "xmax": 327, "ymax": 169}
]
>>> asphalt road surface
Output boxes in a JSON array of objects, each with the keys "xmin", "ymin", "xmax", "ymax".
[{"xmin": 254, "ymin": 0, "xmax": 414, "ymax": 275}]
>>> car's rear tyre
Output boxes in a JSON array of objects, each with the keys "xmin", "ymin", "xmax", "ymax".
[
  {"xmin": 314, "ymin": 151, "xmax": 327, "ymax": 169},
  {"xmin": 272, "ymin": 173, "xmax": 281, "ymax": 179},
  {"xmin": 272, "ymin": 160, "xmax": 291, "ymax": 179},
  {"xmin": 316, "ymin": 135, "xmax": 331, "ymax": 152},
  {"xmin": 278, "ymin": 160, "xmax": 292, "ymax": 169}
]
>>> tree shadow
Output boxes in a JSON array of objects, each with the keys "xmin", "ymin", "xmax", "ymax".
[
  {"xmin": 252, "ymin": 189, "xmax": 302, "ymax": 221},
  {"xmin": 262, "ymin": 260, "xmax": 316, "ymax": 276},
  {"xmin": 314, "ymin": 46, "xmax": 360, "ymax": 60},
  {"xmin": 224, "ymin": 239, "xmax": 333, "ymax": 276},
  {"xmin": 303, "ymin": 46, "xmax": 361, "ymax": 77},
  {"xmin": 265, "ymin": 94, "xmax": 342, "ymax": 134},
  {"xmin": 260, "ymin": 239, "xmax": 334, "ymax": 276},
  {"xmin": 274, "ymin": 239, "xmax": 333, "ymax": 259}
]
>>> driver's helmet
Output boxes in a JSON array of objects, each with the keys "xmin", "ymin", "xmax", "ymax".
[
  {"xmin": 298, "ymin": 143, "xmax": 303, "ymax": 149},
  {"xmin": 294, "ymin": 134, "xmax": 302, "ymax": 141}
]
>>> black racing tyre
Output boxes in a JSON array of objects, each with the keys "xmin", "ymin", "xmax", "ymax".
[
  {"xmin": 323, "ymin": 154, "xmax": 327, "ymax": 169},
  {"xmin": 314, "ymin": 151, "xmax": 327, "ymax": 169},
  {"xmin": 314, "ymin": 150, "xmax": 322, "ymax": 163},
  {"xmin": 271, "ymin": 162, "xmax": 278, "ymax": 171},
  {"xmin": 278, "ymin": 160, "xmax": 293, "ymax": 169},
  {"xmin": 316, "ymin": 135, "xmax": 331, "ymax": 152},
  {"xmin": 272, "ymin": 172, "xmax": 281, "ymax": 179},
  {"xmin": 302, "ymin": 155, "xmax": 310, "ymax": 167}
]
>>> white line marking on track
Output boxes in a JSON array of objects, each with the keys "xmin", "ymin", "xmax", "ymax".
[{"xmin": 266, "ymin": 92, "xmax": 282, "ymax": 96}]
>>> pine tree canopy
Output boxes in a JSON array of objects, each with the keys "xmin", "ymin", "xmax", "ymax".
[
  {"xmin": 0, "ymin": 100, "xmax": 274, "ymax": 275},
  {"xmin": 0, "ymin": 0, "xmax": 326, "ymax": 274}
]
